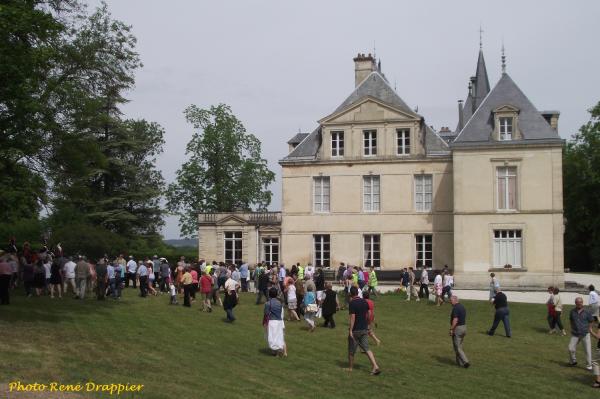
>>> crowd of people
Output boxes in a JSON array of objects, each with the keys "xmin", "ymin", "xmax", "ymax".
[{"xmin": 3, "ymin": 238, "xmax": 600, "ymax": 384}]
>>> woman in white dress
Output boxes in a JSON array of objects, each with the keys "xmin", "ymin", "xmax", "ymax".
[{"xmin": 264, "ymin": 287, "xmax": 287, "ymax": 357}]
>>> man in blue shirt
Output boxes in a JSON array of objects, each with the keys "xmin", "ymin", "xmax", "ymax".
[
  {"xmin": 239, "ymin": 261, "xmax": 249, "ymax": 292},
  {"xmin": 137, "ymin": 261, "xmax": 148, "ymax": 298},
  {"xmin": 568, "ymin": 297, "xmax": 594, "ymax": 369}
]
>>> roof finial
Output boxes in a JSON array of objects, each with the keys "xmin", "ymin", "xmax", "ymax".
[
  {"xmin": 501, "ymin": 40, "xmax": 506, "ymax": 74},
  {"xmin": 394, "ymin": 79, "xmax": 397, "ymax": 92},
  {"xmin": 479, "ymin": 25, "xmax": 483, "ymax": 49},
  {"xmin": 373, "ymin": 40, "xmax": 376, "ymax": 59}
]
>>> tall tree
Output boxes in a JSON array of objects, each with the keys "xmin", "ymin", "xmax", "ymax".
[
  {"xmin": 564, "ymin": 101, "xmax": 600, "ymax": 271},
  {"xmin": 0, "ymin": 0, "xmax": 80, "ymax": 220},
  {"xmin": 49, "ymin": 3, "xmax": 165, "ymax": 238},
  {"xmin": 167, "ymin": 104, "xmax": 275, "ymax": 238}
]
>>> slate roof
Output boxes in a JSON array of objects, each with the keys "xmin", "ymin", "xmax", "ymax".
[
  {"xmin": 282, "ymin": 126, "xmax": 321, "ymax": 160},
  {"xmin": 287, "ymin": 133, "xmax": 309, "ymax": 145},
  {"xmin": 331, "ymin": 71, "xmax": 419, "ymax": 118},
  {"xmin": 456, "ymin": 49, "xmax": 490, "ymax": 132},
  {"xmin": 453, "ymin": 73, "xmax": 562, "ymax": 146},
  {"xmin": 425, "ymin": 125, "xmax": 451, "ymax": 155}
]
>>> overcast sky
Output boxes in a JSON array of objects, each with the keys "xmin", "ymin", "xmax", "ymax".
[{"xmin": 87, "ymin": 0, "xmax": 600, "ymax": 239}]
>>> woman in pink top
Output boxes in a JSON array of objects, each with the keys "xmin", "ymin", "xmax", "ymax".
[{"xmin": 190, "ymin": 267, "xmax": 199, "ymax": 301}]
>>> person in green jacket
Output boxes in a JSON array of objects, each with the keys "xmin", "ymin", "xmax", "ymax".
[
  {"xmin": 368, "ymin": 266, "xmax": 378, "ymax": 297},
  {"xmin": 298, "ymin": 264, "xmax": 304, "ymax": 280}
]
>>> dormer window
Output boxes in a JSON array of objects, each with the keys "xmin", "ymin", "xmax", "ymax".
[
  {"xmin": 499, "ymin": 117, "xmax": 513, "ymax": 140},
  {"xmin": 493, "ymin": 105, "xmax": 520, "ymax": 141}
]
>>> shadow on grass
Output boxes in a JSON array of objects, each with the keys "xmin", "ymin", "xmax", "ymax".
[
  {"xmin": 432, "ymin": 355, "xmax": 456, "ymax": 366},
  {"xmin": 1, "ymin": 291, "xmax": 135, "ymax": 324},
  {"xmin": 532, "ymin": 326, "xmax": 550, "ymax": 333},
  {"xmin": 258, "ymin": 348, "xmax": 276, "ymax": 357}
]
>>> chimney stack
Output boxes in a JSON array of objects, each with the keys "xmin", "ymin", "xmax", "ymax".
[
  {"xmin": 457, "ymin": 100, "xmax": 464, "ymax": 132},
  {"xmin": 353, "ymin": 53, "xmax": 376, "ymax": 87}
]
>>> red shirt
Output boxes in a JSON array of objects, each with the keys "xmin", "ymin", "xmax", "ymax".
[
  {"xmin": 191, "ymin": 270, "xmax": 198, "ymax": 284},
  {"xmin": 200, "ymin": 275, "xmax": 212, "ymax": 293},
  {"xmin": 366, "ymin": 299, "xmax": 375, "ymax": 323}
]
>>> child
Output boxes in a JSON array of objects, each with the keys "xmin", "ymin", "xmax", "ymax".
[
  {"xmin": 362, "ymin": 291, "xmax": 381, "ymax": 345},
  {"xmin": 169, "ymin": 282, "xmax": 178, "ymax": 305},
  {"xmin": 321, "ymin": 282, "xmax": 338, "ymax": 328}
]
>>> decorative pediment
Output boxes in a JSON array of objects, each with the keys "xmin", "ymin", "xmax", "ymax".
[
  {"xmin": 216, "ymin": 215, "xmax": 248, "ymax": 226},
  {"xmin": 258, "ymin": 225, "xmax": 281, "ymax": 234},
  {"xmin": 319, "ymin": 97, "xmax": 419, "ymax": 125},
  {"xmin": 493, "ymin": 104, "xmax": 520, "ymax": 114}
]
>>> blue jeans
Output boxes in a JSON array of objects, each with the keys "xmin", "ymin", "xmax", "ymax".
[
  {"xmin": 225, "ymin": 308, "xmax": 235, "ymax": 321},
  {"xmin": 489, "ymin": 307, "xmax": 511, "ymax": 337}
]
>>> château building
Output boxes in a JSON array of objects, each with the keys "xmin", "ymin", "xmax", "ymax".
[{"xmin": 199, "ymin": 45, "xmax": 565, "ymax": 288}]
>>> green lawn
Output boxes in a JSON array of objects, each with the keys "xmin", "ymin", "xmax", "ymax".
[{"xmin": 0, "ymin": 289, "xmax": 596, "ymax": 398}]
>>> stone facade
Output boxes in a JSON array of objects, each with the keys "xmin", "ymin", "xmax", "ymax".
[{"xmin": 198, "ymin": 49, "xmax": 565, "ymax": 289}]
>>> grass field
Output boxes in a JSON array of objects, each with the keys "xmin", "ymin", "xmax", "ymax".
[{"xmin": 0, "ymin": 288, "xmax": 597, "ymax": 398}]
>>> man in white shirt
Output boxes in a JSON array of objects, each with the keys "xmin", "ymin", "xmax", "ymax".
[
  {"xmin": 137, "ymin": 261, "xmax": 149, "ymax": 297},
  {"xmin": 63, "ymin": 257, "xmax": 77, "ymax": 295},
  {"xmin": 589, "ymin": 285, "xmax": 599, "ymax": 321},
  {"xmin": 304, "ymin": 263, "xmax": 315, "ymax": 280},
  {"xmin": 126, "ymin": 256, "xmax": 137, "ymax": 288}
]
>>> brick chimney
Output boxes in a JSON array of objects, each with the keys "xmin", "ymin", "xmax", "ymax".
[{"xmin": 353, "ymin": 53, "xmax": 376, "ymax": 87}]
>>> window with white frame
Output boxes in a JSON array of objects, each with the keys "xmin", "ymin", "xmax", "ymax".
[
  {"xmin": 415, "ymin": 234, "xmax": 432, "ymax": 268},
  {"xmin": 313, "ymin": 234, "xmax": 330, "ymax": 267},
  {"xmin": 397, "ymin": 129, "xmax": 410, "ymax": 155},
  {"xmin": 363, "ymin": 234, "xmax": 381, "ymax": 268},
  {"xmin": 262, "ymin": 237, "xmax": 279, "ymax": 265},
  {"xmin": 363, "ymin": 175, "xmax": 380, "ymax": 212},
  {"xmin": 363, "ymin": 130, "xmax": 377, "ymax": 156},
  {"xmin": 499, "ymin": 117, "xmax": 513, "ymax": 140},
  {"xmin": 331, "ymin": 131, "xmax": 344, "ymax": 157},
  {"xmin": 313, "ymin": 176, "xmax": 330, "ymax": 212},
  {"xmin": 493, "ymin": 230, "xmax": 522, "ymax": 267},
  {"xmin": 415, "ymin": 174, "xmax": 433, "ymax": 212},
  {"xmin": 224, "ymin": 232, "xmax": 242, "ymax": 264},
  {"xmin": 497, "ymin": 166, "xmax": 517, "ymax": 210}
]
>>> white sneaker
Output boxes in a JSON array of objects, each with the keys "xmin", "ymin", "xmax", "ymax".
[{"xmin": 587, "ymin": 365, "xmax": 593, "ymax": 371}]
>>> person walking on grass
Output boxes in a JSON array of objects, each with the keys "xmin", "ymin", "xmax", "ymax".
[
  {"xmin": 489, "ymin": 273, "xmax": 500, "ymax": 302},
  {"xmin": 347, "ymin": 286, "xmax": 381, "ymax": 375},
  {"xmin": 303, "ymin": 285, "xmax": 317, "ymax": 332},
  {"xmin": 0, "ymin": 253, "xmax": 12, "ymax": 305},
  {"xmin": 546, "ymin": 286, "xmax": 556, "ymax": 333},
  {"xmin": 75, "ymin": 256, "xmax": 90, "ymax": 300},
  {"xmin": 363, "ymin": 291, "xmax": 381, "ymax": 346},
  {"xmin": 367, "ymin": 266, "xmax": 378, "ymax": 297},
  {"xmin": 322, "ymin": 282, "xmax": 338, "ymax": 328},
  {"xmin": 126, "ymin": 256, "xmax": 137, "ymax": 289},
  {"xmin": 264, "ymin": 287, "xmax": 287, "ymax": 357},
  {"xmin": 589, "ymin": 285, "xmax": 600, "ymax": 323},
  {"xmin": 568, "ymin": 297, "xmax": 594, "ymax": 370},
  {"xmin": 95, "ymin": 259, "xmax": 107, "ymax": 301},
  {"xmin": 552, "ymin": 287, "xmax": 567, "ymax": 336},
  {"xmin": 434, "ymin": 271, "xmax": 443, "ymax": 306},
  {"xmin": 286, "ymin": 277, "xmax": 300, "ymax": 321},
  {"xmin": 200, "ymin": 270, "xmax": 213, "ymax": 312},
  {"xmin": 49, "ymin": 256, "xmax": 63, "ymax": 299},
  {"xmin": 409, "ymin": 267, "xmax": 419, "ymax": 302},
  {"xmin": 487, "ymin": 288, "xmax": 511, "ymax": 338},
  {"xmin": 137, "ymin": 261, "xmax": 149, "ymax": 298},
  {"xmin": 450, "ymin": 295, "xmax": 470, "ymax": 368},
  {"xmin": 418, "ymin": 265, "xmax": 429, "ymax": 300},
  {"xmin": 210, "ymin": 269, "xmax": 223, "ymax": 307},
  {"xmin": 181, "ymin": 267, "xmax": 193, "ymax": 307},
  {"xmin": 223, "ymin": 275, "xmax": 239, "ymax": 322}
]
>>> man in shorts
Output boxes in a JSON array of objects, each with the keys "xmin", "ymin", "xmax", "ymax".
[{"xmin": 347, "ymin": 286, "xmax": 381, "ymax": 375}]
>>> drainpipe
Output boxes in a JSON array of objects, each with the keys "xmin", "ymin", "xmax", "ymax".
[{"xmin": 255, "ymin": 225, "xmax": 260, "ymax": 264}]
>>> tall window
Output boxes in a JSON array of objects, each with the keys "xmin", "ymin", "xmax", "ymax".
[
  {"xmin": 364, "ymin": 235, "xmax": 381, "ymax": 268},
  {"xmin": 397, "ymin": 129, "xmax": 410, "ymax": 155},
  {"xmin": 493, "ymin": 230, "xmax": 522, "ymax": 267},
  {"xmin": 313, "ymin": 234, "xmax": 330, "ymax": 267},
  {"xmin": 224, "ymin": 232, "xmax": 242, "ymax": 264},
  {"xmin": 497, "ymin": 166, "xmax": 517, "ymax": 210},
  {"xmin": 331, "ymin": 131, "xmax": 344, "ymax": 157},
  {"xmin": 363, "ymin": 130, "xmax": 377, "ymax": 156},
  {"xmin": 363, "ymin": 175, "xmax": 380, "ymax": 212},
  {"xmin": 499, "ymin": 117, "xmax": 513, "ymax": 140},
  {"xmin": 415, "ymin": 234, "xmax": 432, "ymax": 268},
  {"xmin": 415, "ymin": 174, "xmax": 433, "ymax": 212},
  {"xmin": 313, "ymin": 176, "xmax": 330, "ymax": 212},
  {"xmin": 262, "ymin": 237, "xmax": 279, "ymax": 265}
]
